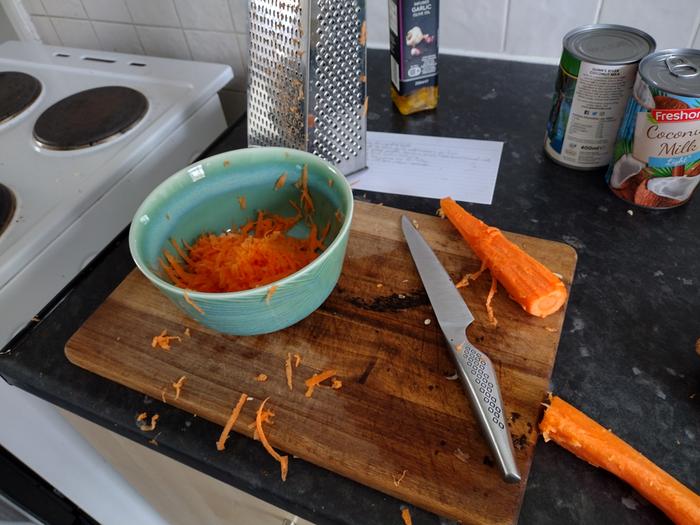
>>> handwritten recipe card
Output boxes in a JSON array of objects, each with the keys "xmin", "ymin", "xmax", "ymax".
[{"xmin": 348, "ymin": 131, "xmax": 504, "ymax": 205}]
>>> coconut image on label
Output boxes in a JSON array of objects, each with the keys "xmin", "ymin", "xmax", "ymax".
[{"xmin": 607, "ymin": 49, "xmax": 700, "ymax": 208}]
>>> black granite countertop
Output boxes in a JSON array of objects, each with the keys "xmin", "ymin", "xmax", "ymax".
[{"xmin": 1, "ymin": 50, "xmax": 698, "ymax": 525}]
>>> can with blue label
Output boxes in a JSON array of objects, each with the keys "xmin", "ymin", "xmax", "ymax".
[
  {"xmin": 544, "ymin": 25, "xmax": 655, "ymax": 170},
  {"xmin": 607, "ymin": 49, "xmax": 700, "ymax": 208}
]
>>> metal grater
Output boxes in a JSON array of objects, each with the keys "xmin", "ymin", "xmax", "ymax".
[{"xmin": 247, "ymin": 0, "xmax": 367, "ymax": 176}]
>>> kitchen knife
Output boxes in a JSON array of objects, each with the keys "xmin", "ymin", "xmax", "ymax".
[{"xmin": 401, "ymin": 215, "xmax": 521, "ymax": 483}]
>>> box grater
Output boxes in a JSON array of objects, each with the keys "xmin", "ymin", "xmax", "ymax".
[{"xmin": 247, "ymin": 0, "xmax": 367, "ymax": 176}]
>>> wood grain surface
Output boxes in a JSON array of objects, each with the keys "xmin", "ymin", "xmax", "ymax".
[{"xmin": 65, "ymin": 200, "xmax": 577, "ymax": 524}]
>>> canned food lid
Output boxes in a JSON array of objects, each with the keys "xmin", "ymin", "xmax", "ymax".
[
  {"xmin": 639, "ymin": 49, "xmax": 700, "ymax": 97},
  {"xmin": 564, "ymin": 24, "xmax": 655, "ymax": 65}
]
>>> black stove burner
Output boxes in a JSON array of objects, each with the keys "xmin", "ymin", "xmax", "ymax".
[
  {"xmin": 33, "ymin": 86, "xmax": 148, "ymax": 150},
  {"xmin": 0, "ymin": 184, "xmax": 16, "ymax": 238},
  {"xmin": 0, "ymin": 71, "xmax": 42, "ymax": 124}
]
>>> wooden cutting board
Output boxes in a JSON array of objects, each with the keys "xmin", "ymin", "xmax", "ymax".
[{"xmin": 66, "ymin": 201, "xmax": 576, "ymax": 524}]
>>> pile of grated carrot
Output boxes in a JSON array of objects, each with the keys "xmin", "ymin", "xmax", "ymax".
[{"xmin": 159, "ymin": 167, "xmax": 327, "ymax": 293}]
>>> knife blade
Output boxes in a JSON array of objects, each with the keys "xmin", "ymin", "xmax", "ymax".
[{"xmin": 401, "ymin": 215, "xmax": 521, "ymax": 483}]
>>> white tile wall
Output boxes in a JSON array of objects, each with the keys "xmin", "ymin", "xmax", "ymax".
[{"xmin": 10, "ymin": 0, "xmax": 700, "ymax": 123}]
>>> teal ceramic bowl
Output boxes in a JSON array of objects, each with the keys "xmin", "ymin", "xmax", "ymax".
[{"xmin": 129, "ymin": 147, "xmax": 354, "ymax": 335}]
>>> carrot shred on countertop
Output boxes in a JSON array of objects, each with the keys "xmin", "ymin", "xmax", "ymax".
[
  {"xmin": 440, "ymin": 197, "xmax": 568, "ymax": 318},
  {"xmin": 216, "ymin": 393, "xmax": 248, "ymax": 451},
  {"xmin": 255, "ymin": 398, "xmax": 289, "ymax": 481},
  {"xmin": 294, "ymin": 353, "xmax": 302, "ymax": 368},
  {"xmin": 238, "ymin": 195, "xmax": 247, "ymax": 210},
  {"xmin": 151, "ymin": 329, "xmax": 181, "ymax": 350},
  {"xmin": 285, "ymin": 353, "xmax": 293, "ymax": 391},
  {"xmin": 275, "ymin": 172, "xmax": 287, "ymax": 190},
  {"xmin": 183, "ymin": 291, "xmax": 205, "ymax": 315},
  {"xmin": 138, "ymin": 414, "xmax": 159, "ymax": 432},
  {"xmin": 172, "ymin": 375, "xmax": 186, "ymax": 400},
  {"xmin": 304, "ymin": 369, "xmax": 338, "ymax": 398},
  {"xmin": 265, "ymin": 285, "xmax": 278, "ymax": 305},
  {"xmin": 485, "ymin": 273, "xmax": 498, "ymax": 327},
  {"xmin": 401, "ymin": 508, "xmax": 412, "ymax": 525},
  {"xmin": 541, "ymin": 396, "xmax": 700, "ymax": 525},
  {"xmin": 392, "ymin": 469, "xmax": 407, "ymax": 487},
  {"xmin": 254, "ymin": 373, "xmax": 268, "ymax": 382}
]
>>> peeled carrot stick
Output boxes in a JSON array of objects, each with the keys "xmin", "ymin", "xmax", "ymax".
[
  {"xmin": 540, "ymin": 396, "xmax": 700, "ymax": 525},
  {"xmin": 440, "ymin": 197, "xmax": 567, "ymax": 318}
]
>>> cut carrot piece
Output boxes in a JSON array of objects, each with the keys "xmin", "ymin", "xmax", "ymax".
[
  {"xmin": 138, "ymin": 414, "xmax": 159, "ymax": 432},
  {"xmin": 151, "ymin": 329, "xmax": 181, "ymax": 350},
  {"xmin": 304, "ymin": 369, "xmax": 337, "ymax": 398},
  {"xmin": 285, "ymin": 353, "xmax": 293, "ymax": 391},
  {"xmin": 294, "ymin": 353, "xmax": 302, "ymax": 368},
  {"xmin": 265, "ymin": 285, "xmax": 278, "ymax": 305},
  {"xmin": 485, "ymin": 274, "xmax": 498, "ymax": 327},
  {"xmin": 331, "ymin": 379, "xmax": 342, "ymax": 390},
  {"xmin": 172, "ymin": 375, "xmax": 186, "ymax": 400},
  {"xmin": 183, "ymin": 291, "xmax": 205, "ymax": 315},
  {"xmin": 540, "ymin": 396, "xmax": 700, "ymax": 525},
  {"xmin": 247, "ymin": 408, "xmax": 274, "ymax": 429},
  {"xmin": 275, "ymin": 172, "xmax": 287, "ymax": 190},
  {"xmin": 216, "ymin": 393, "xmax": 247, "ymax": 451},
  {"xmin": 254, "ymin": 373, "xmax": 268, "ymax": 382},
  {"xmin": 440, "ymin": 197, "xmax": 568, "ymax": 318},
  {"xmin": 238, "ymin": 195, "xmax": 247, "ymax": 210},
  {"xmin": 136, "ymin": 412, "xmax": 147, "ymax": 422},
  {"xmin": 401, "ymin": 508, "xmax": 412, "ymax": 525},
  {"xmin": 255, "ymin": 398, "xmax": 289, "ymax": 481}
]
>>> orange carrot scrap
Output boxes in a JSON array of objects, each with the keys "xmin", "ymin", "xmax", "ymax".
[
  {"xmin": 254, "ymin": 373, "xmax": 268, "ymax": 382},
  {"xmin": 304, "ymin": 369, "xmax": 337, "ymax": 398},
  {"xmin": 138, "ymin": 414, "xmax": 159, "ymax": 432},
  {"xmin": 161, "ymin": 387, "xmax": 167, "ymax": 403},
  {"xmin": 540, "ymin": 396, "xmax": 700, "ymax": 525},
  {"xmin": 275, "ymin": 172, "xmax": 287, "ymax": 190},
  {"xmin": 295, "ymin": 165, "xmax": 314, "ymax": 213},
  {"xmin": 265, "ymin": 285, "xmax": 278, "ymax": 305},
  {"xmin": 216, "ymin": 393, "xmax": 248, "ymax": 451},
  {"xmin": 136, "ymin": 412, "xmax": 147, "ymax": 422},
  {"xmin": 485, "ymin": 274, "xmax": 498, "ymax": 327},
  {"xmin": 151, "ymin": 329, "xmax": 181, "ymax": 350},
  {"xmin": 183, "ymin": 291, "xmax": 205, "ymax": 315},
  {"xmin": 359, "ymin": 20, "xmax": 367, "ymax": 45},
  {"xmin": 247, "ymin": 408, "xmax": 274, "ymax": 429},
  {"xmin": 455, "ymin": 261, "xmax": 486, "ymax": 289},
  {"xmin": 238, "ymin": 196, "xmax": 247, "ymax": 210},
  {"xmin": 285, "ymin": 353, "xmax": 293, "ymax": 391},
  {"xmin": 172, "ymin": 375, "xmax": 186, "ymax": 400},
  {"xmin": 440, "ymin": 197, "xmax": 568, "ymax": 318},
  {"xmin": 294, "ymin": 353, "xmax": 301, "ymax": 367},
  {"xmin": 401, "ymin": 508, "xmax": 412, "ymax": 525},
  {"xmin": 255, "ymin": 398, "xmax": 289, "ymax": 481},
  {"xmin": 392, "ymin": 469, "xmax": 407, "ymax": 487},
  {"xmin": 184, "ymin": 327, "xmax": 191, "ymax": 337},
  {"xmin": 436, "ymin": 207, "xmax": 445, "ymax": 218},
  {"xmin": 331, "ymin": 379, "xmax": 342, "ymax": 390}
]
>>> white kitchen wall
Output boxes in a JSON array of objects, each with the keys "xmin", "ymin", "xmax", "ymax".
[{"xmin": 5, "ymin": 0, "xmax": 700, "ymax": 125}]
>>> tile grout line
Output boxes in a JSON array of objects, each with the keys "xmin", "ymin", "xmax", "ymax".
[{"xmin": 170, "ymin": 0, "xmax": 193, "ymax": 60}]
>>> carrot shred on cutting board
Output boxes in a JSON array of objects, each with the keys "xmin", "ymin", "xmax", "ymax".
[
  {"xmin": 151, "ymin": 330, "xmax": 181, "ymax": 350},
  {"xmin": 440, "ymin": 197, "xmax": 568, "ymax": 318},
  {"xmin": 455, "ymin": 261, "xmax": 486, "ymax": 289},
  {"xmin": 255, "ymin": 398, "xmax": 289, "ymax": 481},
  {"xmin": 216, "ymin": 393, "xmax": 248, "ymax": 451},
  {"xmin": 254, "ymin": 373, "xmax": 268, "ymax": 382},
  {"xmin": 184, "ymin": 327, "xmax": 191, "ymax": 337},
  {"xmin": 540, "ymin": 396, "xmax": 700, "ymax": 525},
  {"xmin": 401, "ymin": 508, "xmax": 413, "ymax": 525},
  {"xmin": 172, "ymin": 375, "xmax": 186, "ymax": 400},
  {"xmin": 294, "ymin": 353, "xmax": 302, "ymax": 368},
  {"xmin": 331, "ymin": 379, "xmax": 342, "ymax": 390},
  {"xmin": 485, "ymin": 274, "xmax": 498, "ymax": 327},
  {"xmin": 285, "ymin": 353, "xmax": 293, "ymax": 391},
  {"xmin": 304, "ymin": 369, "xmax": 337, "ymax": 398},
  {"xmin": 247, "ymin": 408, "xmax": 274, "ymax": 429}
]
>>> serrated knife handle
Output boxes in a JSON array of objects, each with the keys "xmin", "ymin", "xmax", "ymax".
[{"xmin": 453, "ymin": 339, "xmax": 521, "ymax": 483}]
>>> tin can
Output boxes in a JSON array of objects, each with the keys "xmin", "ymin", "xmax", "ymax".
[
  {"xmin": 544, "ymin": 25, "xmax": 655, "ymax": 170},
  {"xmin": 607, "ymin": 49, "xmax": 700, "ymax": 208}
]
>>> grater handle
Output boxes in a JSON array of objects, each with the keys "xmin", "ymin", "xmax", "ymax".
[{"xmin": 450, "ymin": 337, "xmax": 521, "ymax": 483}]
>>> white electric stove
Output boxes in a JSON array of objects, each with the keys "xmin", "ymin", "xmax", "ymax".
[{"xmin": 0, "ymin": 41, "xmax": 233, "ymax": 349}]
